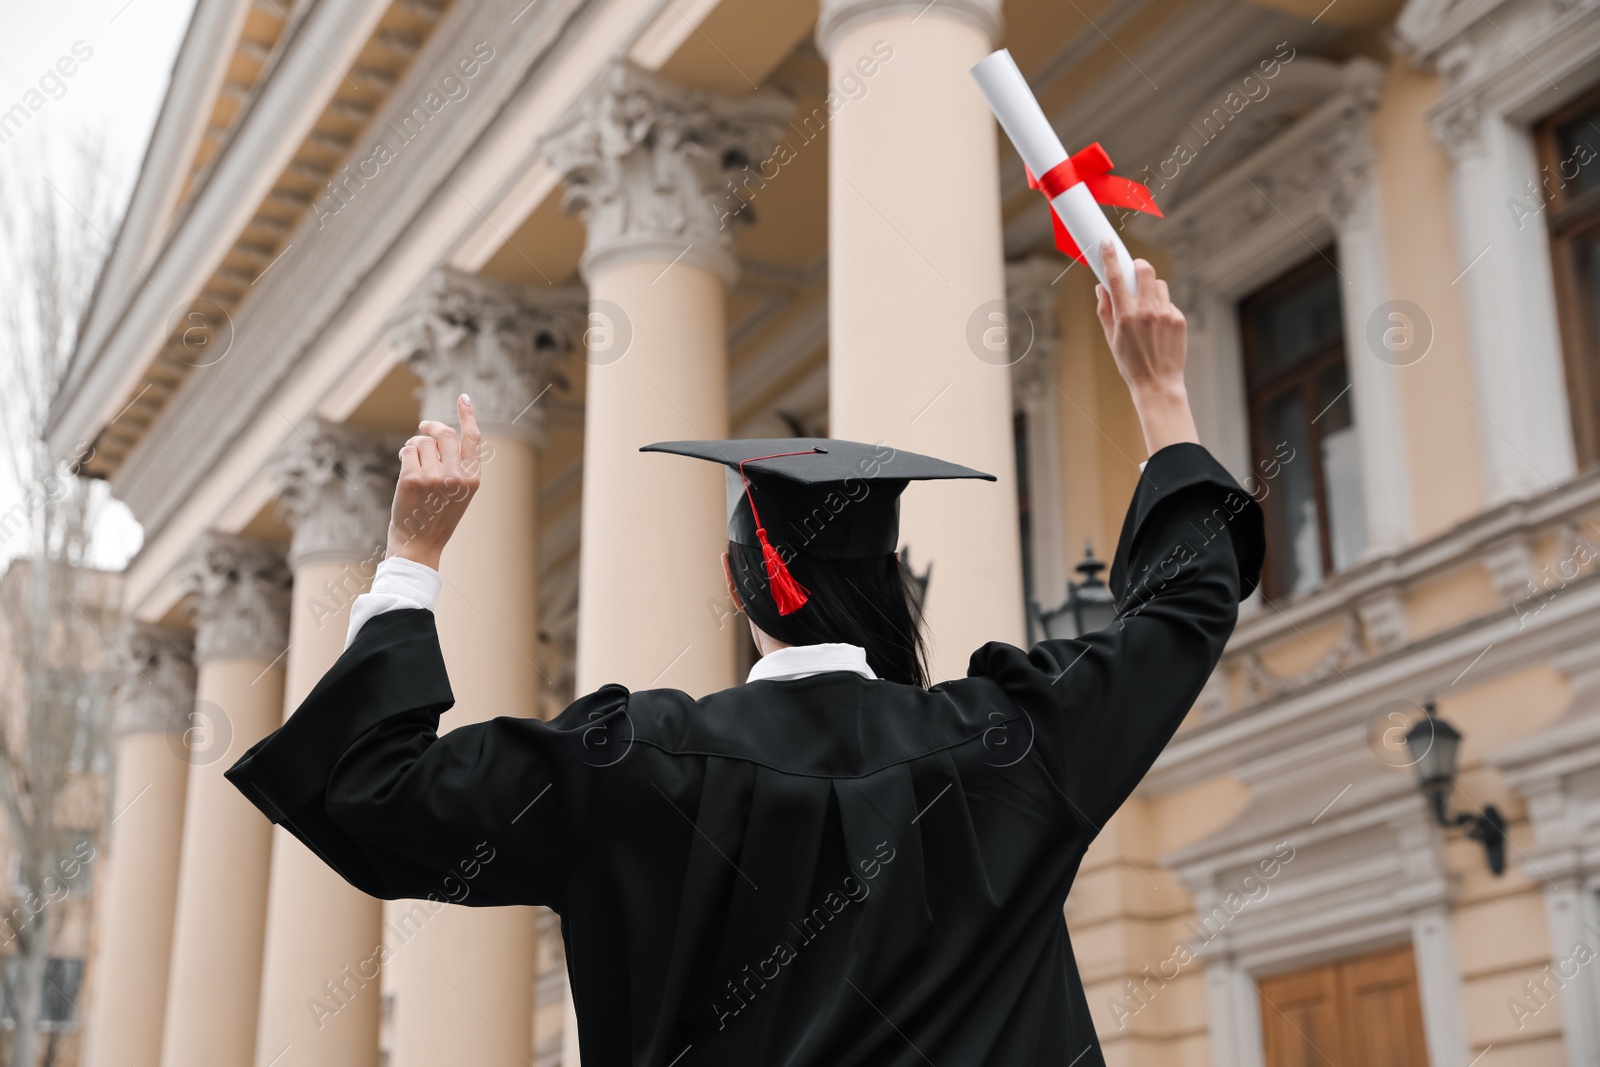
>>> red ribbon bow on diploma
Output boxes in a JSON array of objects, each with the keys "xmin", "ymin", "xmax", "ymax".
[{"xmin": 1025, "ymin": 142, "xmax": 1162, "ymax": 264}]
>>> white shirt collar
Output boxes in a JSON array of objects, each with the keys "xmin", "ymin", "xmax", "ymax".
[{"xmin": 746, "ymin": 643, "xmax": 877, "ymax": 683}]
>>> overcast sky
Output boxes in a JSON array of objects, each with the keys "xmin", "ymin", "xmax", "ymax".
[{"xmin": 0, "ymin": 0, "xmax": 199, "ymax": 569}]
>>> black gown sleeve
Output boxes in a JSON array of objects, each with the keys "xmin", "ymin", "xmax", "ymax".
[
  {"xmin": 224, "ymin": 609, "xmax": 623, "ymax": 909},
  {"xmin": 968, "ymin": 442, "xmax": 1265, "ymax": 836}
]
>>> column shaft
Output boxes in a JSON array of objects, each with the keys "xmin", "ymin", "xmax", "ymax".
[
  {"xmin": 542, "ymin": 61, "xmax": 787, "ymax": 698},
  {"xmin": 162, "ymin": 536, "xmax": 290, "ymax": 1067},
  {"xmin": 823, "ymin": 3, "xmax": 1026, "ymax": 677},
  {"xmin": 162, "ymin": 659, "xmax": 283, "ymax": 1066},
  {"xmin": 389, "ymin": 432, "xmax": 540, "ymax": 1065},
  {"xmin": 542, "ymin": 65, "xmax": 788, "ymax": 1061},
  {"xmin": 254, "ymin": 555, "xmax": 384, "ymax": 1067},
  {"xmin": 86, "ymin": 734, "xmax": 187, "ymax": 1067},
  {"xmin": 384, "ymin": 266, "xmax": 583, "ymax": 1066},
  {"xmin": 255, "ymin": 420, "xmax": 395, "ymax": 1067},
  {"xmin": 577, "ymin": 260, "xmax": 733, "ymax": 695},
  {"xmin": 84, "ymin": 628, "xmax": 193, "ymax": 1067}
]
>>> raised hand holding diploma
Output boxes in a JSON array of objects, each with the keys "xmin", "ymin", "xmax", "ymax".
[
  {"xmin": 1094, "ymin": 240, "xmax": 1198, "ymax": 456},
  {"xmin": 971, "ymin": 49, "xmax": 1161, "ymax": 295}
]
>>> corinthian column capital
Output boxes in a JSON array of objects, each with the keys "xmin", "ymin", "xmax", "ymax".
[
  {"xmin": 116, "ymin": 623, "xmax": 196, "ymax": 736},
  {"xmin": 816, "ymin": 0, "xmax": 1001, "ymax": 54},
  {"xmin": 540, "ymin": 61, "xmax": 791, "ymax": 287},
  {"xmin": 389, "ymin": 268, "xmax": 586, "ymax": 442},
  {"xmin": 270, "ymin": 419, "xmax": 399, "ymax": 568},
  {"xmin": 178, "ymin": 534, "xmax": 292, "ymax": 663}
]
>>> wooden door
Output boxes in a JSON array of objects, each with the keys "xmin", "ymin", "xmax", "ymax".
[{"xmin": 1259, "ymin": 945, "xmax": 1430, "ymax": 1067}]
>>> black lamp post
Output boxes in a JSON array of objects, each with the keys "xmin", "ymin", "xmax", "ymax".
[
  {"xmin": 1033, "ymin": 544, "xmax": 1119, "ymax": 641},
  {"xmin": 1403, "ymin": 699, "xmax": 1507, "ymax": 875}
]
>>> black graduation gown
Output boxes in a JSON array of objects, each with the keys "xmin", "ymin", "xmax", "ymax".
[{"xmin": 226, "ymin": 441, "xmax": 1264, "ymax": 1067}]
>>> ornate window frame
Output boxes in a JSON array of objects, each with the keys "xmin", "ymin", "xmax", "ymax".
[
  {"xmin": 1399, "ymin": 0, "xmax": 1600, "ymax": 504},
  {"xmin": 1136, "ymin": 56, "xmax": 1416, "ymax": 600}
]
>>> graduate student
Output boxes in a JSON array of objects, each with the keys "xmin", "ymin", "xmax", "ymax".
[{"xmin": 228, "ymin": 246, "xmax": 1264, "ymax": 1066}]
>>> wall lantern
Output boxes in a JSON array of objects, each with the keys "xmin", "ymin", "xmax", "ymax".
[
  {"xmin": 1033, "ymin": 544, "xmax": 1118, "ymax": 641},
  {"xmin": 1403, "ymin": 700, "xmax": 1506, "ymax": 876}
]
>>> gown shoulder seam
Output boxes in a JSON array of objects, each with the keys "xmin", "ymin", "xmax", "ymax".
[{"xmin": 622, "ymin": 721, "xmax": 1018, "ymax": 780}]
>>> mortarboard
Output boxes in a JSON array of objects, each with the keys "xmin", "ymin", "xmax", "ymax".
[{"xmin": 642, "ymin": 437, "xmax": 996, "ymax": 615}]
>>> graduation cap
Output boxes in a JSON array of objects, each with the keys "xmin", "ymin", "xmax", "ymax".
[{"xmin": 641, "ymin": 437, "xmax": 996, "ymax": 615}]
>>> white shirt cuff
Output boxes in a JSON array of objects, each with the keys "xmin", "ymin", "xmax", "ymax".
[{"xmin": 343, "ymin": 557, "xmax": 443, "ymax": 650}]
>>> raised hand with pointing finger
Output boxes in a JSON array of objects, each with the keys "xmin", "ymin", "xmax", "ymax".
[{"xmin": 386, "ymin": 392, "xmax": 482, "ymax": 571}]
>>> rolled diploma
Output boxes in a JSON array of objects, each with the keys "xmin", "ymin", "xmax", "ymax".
[{"xmin": 970, "ymin": 49, "xmax": 1138, "ymax": 296}]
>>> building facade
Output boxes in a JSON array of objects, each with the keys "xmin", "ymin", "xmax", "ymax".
[
  {"xmin": 0, "ymin": 560, "xmax": 118, "ymax": 1067},
  {"xmin": 48, "ymin": 0, "xmax": 1600, "ymax": 1063}
]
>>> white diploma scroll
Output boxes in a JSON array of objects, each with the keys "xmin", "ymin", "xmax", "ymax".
[{"xmin": 970, "ymin": 49, "xmax": 1138, "ymax": 296}]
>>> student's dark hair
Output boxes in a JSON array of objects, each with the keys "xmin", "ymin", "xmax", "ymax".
[{"xmin": 729, "ymin": 540, "xmax": 929, "ymax": 688}]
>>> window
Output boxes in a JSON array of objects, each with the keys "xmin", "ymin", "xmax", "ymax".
[
  {"xmin": 1259, "ymin": 945, "xmax": 1429, "ymax": 1066},
  {"xmin": 1536, "ymin": 84, "xmax": 1600, "ymax": 468},
  {"xmin": 1240, "ymin": 253, "xmax": 1367, "ymax": 600},
  {"xmin": 1, "ymin": 957, "xmax": 83, "ymax": 1031}
]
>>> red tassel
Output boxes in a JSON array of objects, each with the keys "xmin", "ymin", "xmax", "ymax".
[
  {"xmin": 756, "ymin": 525, "xmax": 809, "ymax": 614},
  {"xmin": 738, "ymin": 449, "xmax": 819, "ymax": 616}
]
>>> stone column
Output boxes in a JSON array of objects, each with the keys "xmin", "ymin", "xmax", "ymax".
[
  {"xmin": 253, "ymin": 421, "xmax": 396, "ymax": 1067},
  {"xmin": 378, "ymin": 268, "xmax": 581, "ymax": 1067},
  {"xmin": 160, "ymin": 535, "xmax": 290, "ymax": 1067},
  {"xmin": 83, "ymin": 624, "xmax": 193, "ymax": 1067},
  {"xmin": 542, "ymin": 61, "xmax": 789, "ymax": 698},
  {"xmin": 818, "ymin": 0, "xmax": 1026, "ymax": 677},
  {"xmin": 1318, "ymin": 78, "xmax": 1415, "ymax": 559},
  {"xmin": 1431, "ymin": 98, "xmax": 1576, "ymax": 504}
]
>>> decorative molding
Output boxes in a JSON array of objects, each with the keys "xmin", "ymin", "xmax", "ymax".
[
  {"xmin": 1142, "ymin": 56, "xmax": 1414, "ymax": 556},
  {"xmin": 815, "ymin": 0, "xmax": 1001, "ymax": 56},
  {"xmin": 1151, "ymin": 555, "xmax": 1600, "ymax": 797},
  {"xmin": 1357, "ymin": 588, "xmax": 1409, "ymax": 654},
  {"xmin": 270, "ymin": 418, "xmax": 400, "ymax": 568},
  {"xmin": 1197, "ymin": 669, "xmax": 1230, "ymax": 722},
  {"xmin": 1149, "ymin": 58, "xmax": 1386, "ymax": 280},
  {"xmin": 389, "ymin": 267, "xmax": 585, "ymax": 441},
  {"xmin": 540, "ymin": 61, "xmax": 791, "ymax": 287},
  {"xmin": 1238, "ymin": 613, "xmax": 1367, "ymax": 705},
  {"xmin": 1413, "ymin": 0, "xmax": 1589, "ymax": 505},
  {"xmin": 178, "ymin": 533, "xmax": 292, "ymax": 663},
  {"xmin": 1167, "ymin": 733, "xmax": 1470, "ymax": 1067},
  {"xmin": 1428, "ymin": 92, "xmax": 1483, "ymax": 160},
  {"xmin": 1000, "ymin": 0, "xmax": 1330, "ymax": 257},
  {"xmin": 1152, "ymin": 57, "xmax": 1357, "ymax": 216},
  {"xmin": 115, "ymin": 622, "xmax": 196, "ymax": 736},
  {"xmin": 1491, "ymin": 641, "xmax": 1600, "ymax": 1063},
  {"xmin": 1483, "ymin": 533, "xmax": 1538, "ymax": 601},
  {"xmin": 1398, "ymin": 0, "xmax": 1600, "ymax": 77}
]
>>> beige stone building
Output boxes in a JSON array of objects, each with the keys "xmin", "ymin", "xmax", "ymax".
[
  {"xmin": 0, "ymin": 560, "xmax": 119, "ymax": 1067},
  {"xmin": 48, "ymin": 0, "xmax": 1600, "ymax": 1062}
]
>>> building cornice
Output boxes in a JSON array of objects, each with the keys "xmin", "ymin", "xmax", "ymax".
[
  {"xmin": 110, "ymin": 0, "xmax": 673, "ymax": 621},
  {"xmin": 49, "ymin": 0, "xmax": 399, "ymax": 468}
]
